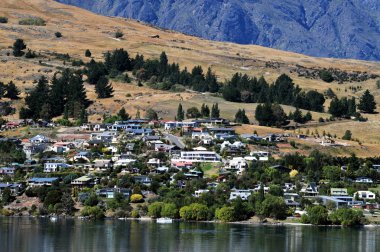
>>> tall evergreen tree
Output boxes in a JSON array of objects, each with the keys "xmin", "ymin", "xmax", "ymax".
[
  {"xmin": 176, "ymin": 103, "xmax": 185, "ymax": 121},
  {"xmin": 118, "ymin": 107, "xmax": 131, "ymax": 121},
  {"xmin": 211, "ymin": 103, "xmax": 220, "ymax": 118},
  {"xmin": 206, "ymin": 67, "xmax": 219, "ymax": 93},
  {"xmin": 4, "ymin": 81, "xmax": 20, "ymax": 99},
  {"xmin": 201, "ymin": 103, "xmax": 210, "ymax": 118},
  {"xmin": 234, "ymin": 109, "xmax": 249, "ymax": 124},
  {"xmin": 95, "ymin": 76, "xmax": 114, "ymax": 98},
  {"xmin": 13, "ymin": 39, "xmax": 26, "ymax": 57},
  {"xmin": 358, "ymin": 89, "xmax": 376, "ymax": 113},
  {"xmin": 25, "ymin": 76, "xmax": 50, "ymax": 119}
]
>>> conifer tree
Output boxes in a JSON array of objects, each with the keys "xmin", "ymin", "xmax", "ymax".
[
  {"xmin": 200, "ymin": 103, "xmax": 210, "ymax": 118},
  {"xmin": 234, "ymin": 109, "xmax": 249, "ymax": 124},
  {"xmin": 13, "ymin": 39, "xmax": 26, "ymax": 57},
  {"xmin": 118, "ymin": 107, "xmax": 131, "ymax": 121},
  {"xmin": 4, "ymin": 81, "xmax": 20, "ymax": 99},
  {"xmin": 358, "ymin": 89, "xmax": 376, "ymax": 113},
  {"xmin": 95, "ymin": 76, "xmax": 114, "ymax": 98},
  {"xmin": 176, "ymin": 103, "xmax": 185, "ymax": 121},
  {"xmin": 211, "ymin": 103, "xmax": 220, "ymax": 118}
]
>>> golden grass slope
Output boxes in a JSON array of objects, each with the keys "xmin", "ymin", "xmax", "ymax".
[{"xmin": 1, "ymin": 0, "xmax": 380, "ymax": 154}]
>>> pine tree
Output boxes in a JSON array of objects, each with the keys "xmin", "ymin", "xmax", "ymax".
[
  {"xmin": 4, "ymin": 81, "xmax": 20, "ymax": 100},
  {"xmin": 206, "ymin": 67, "xmax": 219, "ymax": 93},
  {"xmin": 95, "ymin": 76, "xmax": 114, "ymax": 98},
  {"xmin": 25, "ymin": 76, "xmax": 50, "ymax": 119},
  {"xmin": 85, "ymin": 49, "xmax": 92, "ymax": 57},
  {"xmin": 234, "ymin": 109, "xmax": 249, "ymax": 124},
  {"xmin": 13, "ymin": 39, "xmax": 26, "ymax": 57},
  {"xmin": 293, "ymin": 108, "xmax": 304, "ymax": 123},
  {"xmin": 358, "ymin": 89, "xmax": 376, "ymax": 113},
  {"xmin": 0, "ymin": 82, "xmax": 6, "ymax": 98},
  {"xmin": 176, "ymin": 103, "xmax": 185, "ymax": 121},
  {"xmin": 79, "ymin": 107, "xmax": 88, "ymax": 124},
  {"xmin": 118, "ymin": 107, "xmax": 131, "ymax": 121},
  {"xmin": 211, "ymin": 103, "xmax": 220, "ymax": 118},
  {"xmin": 200, "ymin": 103, "xmax": 210, "ymax": 118}
]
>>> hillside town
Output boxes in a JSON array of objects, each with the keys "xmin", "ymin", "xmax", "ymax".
[{"xmin": 0, "ymin": 116, "xmax": 379, "ymax": 225}]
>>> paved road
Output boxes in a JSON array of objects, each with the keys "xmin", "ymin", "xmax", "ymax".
[{"xmin": 164, "ymin": 133, "xmax": 186, "ymax": 149}]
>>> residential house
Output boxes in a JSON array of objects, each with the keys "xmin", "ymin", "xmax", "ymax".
[
  {"xmin": 229, "ymin": 189, "xmax": 254, "ymax": 200},
  {"xmin": 96, "ymin": 187, "xmax": 131, "ymax": 199},
  {"xmin": 319, "ymin": 196, "xmax": 349, "ymax": 209},
  {"xmin": 300, "ymin": 182, "xmax": 319, "ymax": 197},
  {"xmin": 28, "ymin": 177, "xmax": 59, "ymax": 187},
  {"xmin": 93, "ymin": 159, "xmax": 112, "ymax": 171},
  {"xmin": 355, "ymin": 177, "xmax": 373, "ymax": 183},
  {"xmin": 71, "ymin": 175, "xmax": 97, "ymax": 188},
  {"xmin": 134, "ymin": 175, "xmax": 152, "ymax": 186},
  {"xmin": 173, "ymin": 151, "xmax": 221, "ymax": 162},
  {"xmin": 0, "ymin": 183, "xmax": 23, "ymax": 196},
  {"xmin": 0, "ymin": 167, "xmax": 16, "ymax": 176},
  {"xmin": 225, "ymin": 157, "xmax": 248, "ymax": 175},
  {"xmin": 354, "ymin": 191, "xmax": 376, "ymax": 200},
  {"xmin": 330, "ymin": 188, "xmax": 348, "ymax": 196},
  {"xmin": 44, "ymin": 163, "xmax": 71, "ymax": 173},
  {"xmin": 114, "ymin": 158, "xmax": 136, "ymax": 167},
  {"xmin": 30, "ymin": 135, "xmax": 50, "ymax": 143}
]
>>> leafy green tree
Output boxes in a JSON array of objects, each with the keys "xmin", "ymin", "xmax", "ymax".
[
  {"xmin": 13, "ymin": 39, "xmax": 26, "ymax": 57},
  {"xmin": 358, "ymin": 89, "xmax": 376, "ymax": 113},
  {"xmin": 80, "ymin": 206, "xmax": 104, "ymax": 219},
  {"xmin": 305, "ymin": 205, "xmax": 329, "ymax": 225},
  {"xmin": 44, "ymin": 190, "xmax": 62, "ymax": 208},
  {"xmin": 161, "ymin": 203, "xmax": 178, "ymax": 218},
  {"xmin": 145, "ymin": 108, "xmax": 158, "ymax": 120},
  {"xmin": 84, "ymin": 193, "xmax": 99, "ymax": 207},
  {"xmin": 1, "ymin": 187, "xmax": 14, "ymax": 204},
  {"xmin": 215, "ymin": 206, "xmax": 236, "ymax": 222},
  {"xmin": 322, "ymin": 166, "xmax": 341, "ymax": 181},
  {"xmin": 148, "ymin": 202, "xmax": 164, "ymax": 218},
  {"xmin": 179, "ymin": 203, "xmax": 209, "ymax": 221},
  {"xmin": 61, "ymin": 192, "xmax": 75, "ymax": 215},
  {"xmin": 176, "ymin": 103, "xmax": 185, "ymax": 121},
  {"xmin": 186, "ymin": 107, "xmax": 201, "ymax": 119},
  {"xmin": 257, "ymin": 195, "xmax": 287, "ymax": 220},
  {"xmin": 268, "ymin": 185, "xmax": 284, "ymax": 197},
  {"xmin": 329, "ymin": 208, "xmax": 366, "ymax": 226},
  {"xmin": 95, "ymin": 76, "xmax": 114, "ymax": 98}
]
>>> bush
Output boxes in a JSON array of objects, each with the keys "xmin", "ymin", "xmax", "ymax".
[
  {"xmin": 161, "ymin": 203, "xmax": 178, "ymax": 219},
  {"xmin": 148, "ymin": 202, "xmax": 164, "ymax": 218},
  {"xmin": 19, "ymin": 17, "xmax": 46, "ymax": 26},
  {"xmin": 130, "ymin": 194, "xmax": 144, "ymax": 203},
  {"xmin": 0, "ymin": 17, "xmax": 8, "ymax": 23},
  {"xmin": 115, "ymin": 30, "xmax": 124, "ymax": 39},
  {"xmin": 80, "ymin": 206, "xmax": 105, "ymax": 219},
  {"xmin": 131, "ymin": 210, "xmax": 140, "ymax": 218},
  {"xmin": 215, "ymin": 206, "xmax": 236, "ymax": 222},
  {"xmin": 55, "ymin": 32, "xmax": 62, "ymax": 38},
  {"xmin": 306, "ymin": 205, "xmax": 329, "ymax": 225},
  {"xmin": 329, "ymin": 208, "xmax": 366, "ymax": 226},
  {"xmin": 179, "ymin": 203, "xmax": 209, "ymax": 221}
]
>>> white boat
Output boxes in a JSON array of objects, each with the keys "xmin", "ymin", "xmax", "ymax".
[
  {"xmin": 50, "ymin": 216, "xmax": 58, "ymax": 222},
  {"xmin": 156, "ymin": 218, "xmax": 173, "ymax": 224}
]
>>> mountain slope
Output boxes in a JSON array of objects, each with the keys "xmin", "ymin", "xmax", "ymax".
[{"xmin": 56, "ymin": 0, "xmax": 380, "ymax": 61}]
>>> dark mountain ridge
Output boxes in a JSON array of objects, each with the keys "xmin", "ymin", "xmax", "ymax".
[{"xmin": 56, "ymin": 0, "xmax": 380, "ymax": 61}]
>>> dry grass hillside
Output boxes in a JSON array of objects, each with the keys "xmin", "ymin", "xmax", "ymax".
[{"xmin": 0, "ymin": 0, "xmax": 380, "ymax": 153}]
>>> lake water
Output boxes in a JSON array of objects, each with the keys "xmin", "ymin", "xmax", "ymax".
[{"xmin": 1, "ymin": 217, "xmax": 379, "ymax": 252}]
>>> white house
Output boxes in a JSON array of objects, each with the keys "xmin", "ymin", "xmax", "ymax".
[
  {"xmin": 225, "ymin": 157, "xmax": 248, "ymax": 175},
  {"xmin": 229, "ymin": 189, "xmax": 254, "ymax": 200},
  {"xmin": 172, "ymin": 151, "xmax": 221, "ymax": 162},
  {"xmin": 30, "ymin": 135, "xmax": 50, "ymax": 143},
  {"xmin": 354, "ymin": 177, "xmax": 373, "ymax": 183},
  {"xmin": 354, "ymin": 191, "xmax": 376, "ymax": 200},
  {"xmin": 114, "ymin": 158, "xmax": 136, "ymax": 167},
  {"xmin": 44, "ymin": 163, "xmax": 71, "ymax": 173}
]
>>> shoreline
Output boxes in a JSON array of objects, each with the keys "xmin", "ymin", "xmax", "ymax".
[{"xmin": 1, "ymin": 215, "xmax": 379, "ymax": 228}]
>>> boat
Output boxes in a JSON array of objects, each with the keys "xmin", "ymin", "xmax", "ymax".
[
  {"xmin": 156, "ymin": 218, "xmax": 173, "ymax": 224},
  {"xmin": 50, "ymin": 216, "xmax": 58, "ymax": 222}
]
